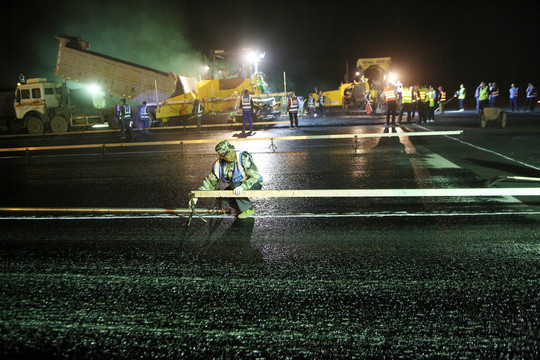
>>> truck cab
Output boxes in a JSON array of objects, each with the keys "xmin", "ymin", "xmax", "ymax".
[
  {"xmin": 13, "ymin": 78, "xmax": 107, "ymax": 134},
  {"xmin": 14, "ymin": 78, "xmax": 64, "ymax": 134}
]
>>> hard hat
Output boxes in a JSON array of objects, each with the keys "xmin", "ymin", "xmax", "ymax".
[{"xmin": 438, "ymin": 86, "xmax": 443, "ymax": 90}]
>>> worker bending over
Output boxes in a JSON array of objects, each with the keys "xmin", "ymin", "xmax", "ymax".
[{"xmin": 190, "ymin": 140, "xmax": 263, "ymax": 219}]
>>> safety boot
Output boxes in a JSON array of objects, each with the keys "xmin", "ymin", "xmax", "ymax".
[{"xmin": 237, "ymin": 207, "xmax": 255, "ymax": 219}]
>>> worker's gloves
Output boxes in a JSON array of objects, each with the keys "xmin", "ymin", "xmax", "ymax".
[
  {"xmin": 233, "ymin": 186, "xmax": 244, "ymax": 196},
  {"xmin": 189, "ymin": 198, "xmax": 198, "ymax": 208}
]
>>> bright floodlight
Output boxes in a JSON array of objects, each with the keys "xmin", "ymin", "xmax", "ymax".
[
  {"xmin": 388, "ymin": 72, "xmax": 398, "ymax": 83},
  {"xmin": 88, "ymin": 84, "xmax": 101, "ymax": 95}
]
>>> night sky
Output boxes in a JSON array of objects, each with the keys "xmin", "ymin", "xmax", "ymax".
[{"xmin": 2, "ymin": 0, "xmax": 538, "ymax": 97}]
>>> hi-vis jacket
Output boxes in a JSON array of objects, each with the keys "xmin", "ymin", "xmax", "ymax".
[
  {"xmin": 199, "ymin": 151, "xmax": 263, "ymax": 190},
  {"xmin": 241, "ymin": 95, "xmax": 253, "ymax": 110},
  {"xmin": 120, "ymin": 104, "xmax": 131, "ymax": 120},
  {"xmin": 288, "ymin": 97, "xmax": 299, "ymax": 113},
  {"xmin": 140, "ymin": 105, "xmax": 150, "ymax": 120}
]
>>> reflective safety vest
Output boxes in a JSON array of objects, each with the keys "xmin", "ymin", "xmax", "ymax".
[
  {"xmin": 475, "ymin": 86, "xmax": 480, "ymax": 98},
  {"xmin": 241, "ymin": 95, "xmax": 252, "ymax": 110},
  {"xmin": 140, "ymin": 105, "xmax": 150, "ymax": 120},
  {"xmin": 439, "ymin": 91, "xmax": 446, "ymax": 103},
  {"xmin": 289, "ymin": 97, "xmax": 299, "ymax": 113},
  {"xmin": 212, "ymin": 151, "xmax": 263, "ymax": 184},
  {"xmin": 401, "ymin": 87, "xmax": 412, "ymax": 104},
  {"xmin": 428, "ymin": 90, "xmax": 436, "ymax": 107},
  {"xmin": 318, "ymin": 94, "xmax": 325, "ymax": 105},
  {"xmin": 526, "ymin": 87, "xmax": 537, "ymax": 98},
  {"xmin": 383, "ymin": 88, "xmax": 396, "ymax": 102},
  {"xmin": 509, "ymin": 88, "xmax": 518, "ymax": 99},
  {"xmin": 458, "ymin": 88, "xmax": 466, "ymax": 100},
  {"xmin": 419, "ymin": 89, "xmax": 428, "ymax": 102},
  {"xmin": 308, "ymin": 97, "xmax": 315, "ymax": 108},
  {"xmin": 490, "ymin": 87, "xmax": 499, "ymax": 99},
  {"xmin": 479, "ymin": 87, "xmax": 489, "ymax": 101},
  {"xmin": 123, "ymin": 104, "xmax": 131, "ymax": 120}
]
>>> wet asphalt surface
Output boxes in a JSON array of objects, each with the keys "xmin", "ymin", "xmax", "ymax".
[{"xmin": 1, "ymin": 111, "xmax": 539, "ymax": 359}]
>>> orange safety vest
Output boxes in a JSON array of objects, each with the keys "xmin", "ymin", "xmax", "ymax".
[{"xmin": 383, "ymin": 88, "xmax": 396, "ymax": 102}]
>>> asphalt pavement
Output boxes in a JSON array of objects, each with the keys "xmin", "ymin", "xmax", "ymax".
[{"xmin": 1, "ymin": 110, "xmax": 539, "ymax": 359}]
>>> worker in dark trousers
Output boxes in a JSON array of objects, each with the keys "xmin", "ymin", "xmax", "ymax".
[
  {"xmin": 525, "ymin": 83, "xmax": 537, "ymax": 111},
  {"xmin": 416, "ymin": 87, "xmax": 427, "ymax": 124},
  {"xmin": 398, "ymin": 85, "xmax": 413, "ymax": 124},
  {"xmin": 139, "ymin": 101, "xmax": 151, "ymax": 134},
  {"xmin": 478, "ymin": 82, "xmax": 489, "ymax": 112},
  {"xmin": 426, "ymin": 86, "xmax": 437, "ymax": 122},
  {"xmin": 239, "ymin": 89, "xmax": 254, "ymax": 134},
  {"xmin": 382, "ymin": 85, "xmax": 397, "ymax": 126},
  {"xmin": 509, "ymin": 84, "xmax": 519, "ymax": 112},
  {"xmin": 288, "ymin": 91, "xmax": 299, "ymax": 129},
  {"xmin": 317, "ymin": 91, "xmax": 326, "ymax": 117},
  {"xmin": 118, "ymin": 98, "xmax": 135, "ymax": 140},
  {"xmin": 489, "ymin": 82, "xmax": 499, "ymax": 107}
]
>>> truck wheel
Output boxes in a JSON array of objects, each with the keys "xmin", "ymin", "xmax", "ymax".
[
  {"xmin": 26, "ymin": 116, "xmax": 45, "ymax": 134},
  {"xmin": 498, "ymin": 111, "xmax": 507, "ymax": 128},
  {"xmin": 50, "ymin": 115, "xmax": 69, "ymax": 133}
]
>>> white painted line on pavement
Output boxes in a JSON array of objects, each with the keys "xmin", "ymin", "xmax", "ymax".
[{"xmin": 1, "ymin": 210, "xmax": 539, "ymax": 220}]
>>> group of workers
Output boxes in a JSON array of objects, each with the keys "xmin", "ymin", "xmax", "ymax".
[
  {"xmin": 474, "ymin": 82, "xmax": 537, "ymax": 113},
  {"xmin": 379, "ymin": 81, "xmax": 538, "ymax": 126},
  {"xmin": 116, "ymin": 99, "xmax": 152, "ymax": 140},
  {"xmin": 381, "ymin": 83, "xmax": 444, "ymax": 126}
]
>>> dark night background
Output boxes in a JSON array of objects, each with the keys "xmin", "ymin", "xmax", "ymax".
[{"xmin": 1, "ymin": 0, "xmax": 538, "ymax": 97}]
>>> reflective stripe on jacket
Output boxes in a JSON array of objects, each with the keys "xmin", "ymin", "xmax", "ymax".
[
  {"xmin": 383, "ymin": 88, "xmax": 396, "ymax": 101},
  {"xmin": 123, "ymin": 104, "xmax": 131, "ymax": 120},
  {"xmin": 140, "ymin": 105, "xmax": 150, "ymax": 120},
  {"xmin": 401, "ymin": 88, "xmax": 412, "ymax": 104},
  {"xmin": 241, "ymin": 95, "xmax": 252, "ymax": 110},
  {"xmin": 289, "ymin": 97, "xmax": 299, "ymax": 113}
]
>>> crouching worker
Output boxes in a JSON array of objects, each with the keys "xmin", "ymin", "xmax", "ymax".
[{"xmin": 190, "ymin": 140, "xmax": 263, "ymax": 219}]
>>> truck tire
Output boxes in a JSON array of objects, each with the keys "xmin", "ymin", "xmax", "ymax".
[
  {"xmin": 26, "ymin": 116, "xmax": 45, "ymax": 134},
  {"xmin": 50, "ymin": 115, "xmax": 69, "ymax": 133}
]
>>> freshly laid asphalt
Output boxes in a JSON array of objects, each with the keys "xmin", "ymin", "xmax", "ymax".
[{"xmin": 1, "ymin": 111, "xmax": 539, "ymax": 359}]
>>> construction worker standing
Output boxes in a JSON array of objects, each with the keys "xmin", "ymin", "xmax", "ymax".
[
  {"xmin": 525, "ymin": 83, "xmax": 537, "ymax": 112},
  {"xmin": 190, "ymin": 140, "xmax": 263, "ymax": 219},
  {"xmin": 239, "ymin": 89, "xmax": 254, "ymax": 133},
  {"xmin": 426, "ymin": 86, "xmax": 437, "ymax": 123},
  {"xmin": 478, "ymin": 82, "xmax": 489, "ymax": 112},
  {"xmin": 307, "ymin": 94, "xmax": 315, "ymax": 117},
  {"xmin": 475, "ymin": 82, "xmax": 482, "ymax": 113},
  {"xmin": 437, "ymin": 86, "xmax": 446, "ymax": 114},
  {"xmin": 455, "ymin": 84, "xmax": 466, "ymax": 111},
  {"xmin": 317, "ymin": 91, "xmax": 326, "ymax": 117},
  {"xmin": 509, "ymin": 84, "xmax": 519, "ymax": 112},
  {"xmin": 139, "ymin": 101, "xmax": 151, "ymax": 134},
  {"xmin": 382, "ymin": 84, "xmax": 397, "ymax": 127},
  {"xmin": 398, "ymin": 85, "xmax": 413, "ymax": 124},
  {"xmin": 489, "ymin": 82, "xmax": 499, "ymax": 107},
  {"xmin": 416, "ymin": 86, "xmax": 427, "ymax": 124},
  {"xmin": 118, "ymin": 98, "xmax": 135, "ymax": 140},
  {"xmin": 288, "ymin": 91, "xmax": 299, "ymax": 129}
]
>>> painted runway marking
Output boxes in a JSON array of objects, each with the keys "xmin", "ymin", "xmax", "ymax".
[
  {"xmin": 1, "ymin": 210, "xmax": 539, "ymax": 220},
  {"xmin": 415, "ymin": 124, "xmax": 540, "ymax": 171}
]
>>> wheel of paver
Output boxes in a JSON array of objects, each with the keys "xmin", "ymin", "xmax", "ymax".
[
  {"xmin": 26, "ymin": 116, "xmax": 45, "ymax": 134},
  {"xmin": 480, "ymin": 113, "xmax": 487, "ymax": 128},
  {"xmin": 498, "ymin": 111, "xmax": 507, "ymax": 128},
  {"xmin": 50, "ymin": 115, "xmax": 69, "ymax": 133}
]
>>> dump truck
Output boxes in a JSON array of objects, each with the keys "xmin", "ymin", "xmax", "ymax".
[{"xmin": 314, "ymin": 57, "xmax": 392, "ymax": 115}]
